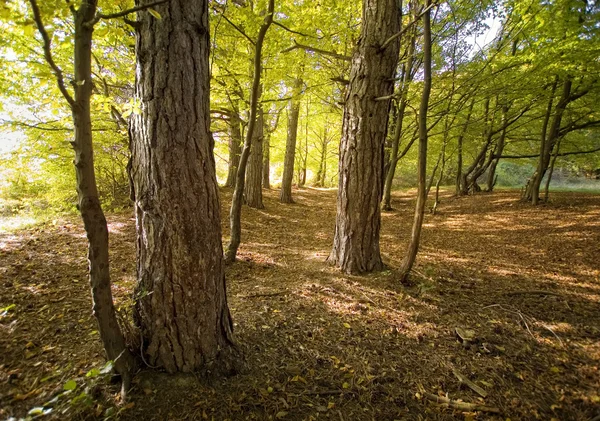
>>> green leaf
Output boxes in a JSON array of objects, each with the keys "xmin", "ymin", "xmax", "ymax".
[
  {"xmin": 63, "ymin": 379, "xmax": 77, "ymax": 391},
  {"xmin": 86, "ymin": 368, "xmax": 100, "ymax": 378},
  {"xmin": 148, "ymin": 9, "xmax": 162, "ymax": 19}
]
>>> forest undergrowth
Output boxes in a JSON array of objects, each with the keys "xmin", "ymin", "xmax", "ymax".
[{"xmin": 1, "ymin": 188, "xmax": 599, "ymax": 420}]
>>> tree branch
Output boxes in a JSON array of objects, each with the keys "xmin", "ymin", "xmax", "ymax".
[
  {"xmin": 380, "ymin": 2, "xmax": 437, "ymax": 51},
  {"xmin": 87, "ymin": 0, "xmax": 169, "ymax": 27},
  {"xmin": 281, "ymin": 40, "xmax": 351, "ymax": 61},
  {"xmin": 28, "ymin": 0, "xmax": 75, "ymax": 107},
  {"xmin": 273, "ymin": 21, "xmax": 312, "ymax": 37},
  {"xmin": 497, "ymin": 146, "xmax": 600, "ymax": 159},
  {"xmin": 221, "ymin": 14, "xmax": 255, "ymax": 45}
]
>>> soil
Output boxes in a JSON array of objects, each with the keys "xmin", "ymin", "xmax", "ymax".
[{"xmin": 1, "ymin": 188, "xmax": 599, "ymax": 420}]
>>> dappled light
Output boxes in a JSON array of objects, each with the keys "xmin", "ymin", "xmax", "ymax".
[{"xmin": 3, "ymin": 187, "xmax": 599, "ymax": 420}]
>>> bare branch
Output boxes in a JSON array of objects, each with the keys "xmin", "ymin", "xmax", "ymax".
[
  {"xmin": 281, "ymin": 40, "xmax": 351, "ymax": 61},
  {"xmin": 221, "ymin": 14, "xmax": 255, "ymax": 45},
  {"xmin": 273, "ymin": 21, "xmax": 312, "ymax": 37},
  {"xmin": 380, "ymin": 2, "xmax": 437, "ymax": 51},
  {"xmin": 28, "ymin": 0, "xmax": 75, "ymax": 107}
]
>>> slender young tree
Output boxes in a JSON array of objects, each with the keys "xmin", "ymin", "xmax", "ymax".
[
  {"xmin": 328, "ymin": 0, "xmax": 402, "ymax": 274},
  {"xmin": 226, "ymin": 0, "xmax": 275, "ymax": 262},
  {"xmin": 398, "ymin": 0, "xmax": 432, "ymax": 282},
  {"xmin": 280, "ymin": 77, "xmax": 303, "ymax": 203},
  {"xmin": 27, "ymin": 0, "xmax": 136, "ymax": 389},
  {"xmin": 130, "ymin": 0, "xmax": 235, "ymax": 372}
]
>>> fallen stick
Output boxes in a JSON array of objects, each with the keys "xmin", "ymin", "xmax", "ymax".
[
  {"xmin": 452, "ymin": 368, "xmax": 488, "ymax": 398},
  {"xmin": 424, "ymin": 393, "xmax": 500, "ymax": 413}
]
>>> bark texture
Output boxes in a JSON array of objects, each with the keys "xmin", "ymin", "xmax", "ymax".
[
  {"xmin": 225, "ymin": 111, "xmax": 242, "ymax": 188},
  {"xmin": 245, "ymin": 108, "xmax": 264, "ymax": 208},
  {"xmin": 130, "ymin": 0, "xmax": 234, "ymax": 373},
  {"xmin": 280, "ymin": 78, "xmax": 303, "ymax": 203},
  {"xmin": 328, "ymin": 0, "xmax": 401, "ymax": 274}
]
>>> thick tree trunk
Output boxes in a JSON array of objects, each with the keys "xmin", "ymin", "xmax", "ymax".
[
  {"xmin": 225, "ymin": 111, "xmax": 242, "ymax": 188},
  {"xmin": 328, "ymin": 0, "xmax": 402, "ymax": 274},
  {"xmin": 398, "ymin": 0, "xmax": 432, "ymax": 281},
  {"xmin": 245, "ymin": 108, "xmax": 264, "ymax": 208},
  {"xmin": 225, "ymin": 0, "xmax": 274, "ymax": 262},
  {"xmin": 280, "ymin": 78, "xmax": 302, "ymax": 203},
  {"xmin": 130, "ymin": 0, "xmax": 234, "ymax": 373}
]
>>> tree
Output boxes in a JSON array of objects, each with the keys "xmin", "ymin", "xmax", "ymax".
[
  {"xmin": 26, "ymin": 0, "xmax": 136, "ymax": 389},
  {"xmin": 398, "ymin": 0, "xmax": 432, "ymax": 281},
  {"xmin": 226, "ymin": 0, "xmax": 275, "ymax": 263},
  {"xmin": 280, "ymin": 77, "xmax": 303, "ymax": 203},
  {"xmin": 328, "ymin": 0, "xmax": 402, "ymax": 274},
  {"xmin": 244, "ymin": 105, "xmax": 265, "ymax": 208},
  {"xmin": 129, "ymin": 0, "xmax": 235, "ymax": 372}
]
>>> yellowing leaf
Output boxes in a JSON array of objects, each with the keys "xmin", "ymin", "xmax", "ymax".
[
  {"xmin": 148, "ymin": 9, "xmax": 162, "ymax": 19},
  {"xmin": 342, "ymin": 382, "xmax": 349, "ymax": 389},
  {"xmin": 343, "ymin": 323, "xmax": 351, "ymax": 329},
  {"xmin": 63, "ymin": 380, "xmax": 77, "ymax": 391}
]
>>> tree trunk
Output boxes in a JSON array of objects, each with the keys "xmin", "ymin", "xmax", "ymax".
[
  {"xmin": 531, "ymin": 79, "xmax": 569, "ymax": 205},
  {"xmin": 382, "ymin": 16, "xmax": 416, "ymax": 211},
  {"xmin": 225, "ymin": 0, "xmax": 274, "ymax": 262},
  {"xmin": 29, "ymin": 0, "xmax": 135, "ymax": 386},
  {"xmin": 262, "ymin": 128, "xmax": 270, "ymax": 189},
  {"xmin": 398, "ymin": 0, "xmax": 432, "ymax": 282},
  {"xmin": 315, "ymin": 125, "xmax": 329, "ymax": 187},
  {"xmin": 280, "ymin": 78, "xmax": 302, "ymax": 203},
  {"xmin": 328, "ymin": 0, "xmax": 402, "ymax": 274},
  {"xmin": 543, "ymin": 136, "xmax": 561, "ymax": 202},
  {"xmin": 245, "ymin": 107, "xmax": 264, "ymax": 208},
  {"xmin": 225, "ymin": 110, "xmax": 242, "ymax": 188},
  {"xmin": 486, "ymin": 105, "xmax": 508, "ymax": 191},
  {"xmin": 455, "ymin": 98, "xmax": 474, "ymax": 196},
  {"xmin": 130, "ymin": 0, "xmax": 234, "ymax": 373}
]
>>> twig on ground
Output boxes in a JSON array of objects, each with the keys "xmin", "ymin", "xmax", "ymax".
[
  {"xmin": 424, "ymin": 392, "xmax": 500, "ymax": 413},
  {"xmin": 452, "ymin": 368, "xmax": 488, "ymax": 398},
  {"xmin": 236, "ymin": 291, "xmax": 289, "ymax": 298}
]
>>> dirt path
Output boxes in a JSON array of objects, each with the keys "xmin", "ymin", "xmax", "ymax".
[{"xmin": 1, "ymin": 188, "xmax": 599, "ymax": 420}]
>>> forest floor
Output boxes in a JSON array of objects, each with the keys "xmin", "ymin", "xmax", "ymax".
[{"xmin": 1, "ymin": 188, "xmax": 599, "ymax": 421}]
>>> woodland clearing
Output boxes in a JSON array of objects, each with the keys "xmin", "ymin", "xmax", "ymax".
[{"xmin": 1, "ymin": 188, "xmax": 599, "ymax": 420}]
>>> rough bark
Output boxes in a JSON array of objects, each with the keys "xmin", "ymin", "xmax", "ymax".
[
  {"xmin": 398, "ymin": 0, "xmax": 432, "ymax": 282},
  {"xmin": 225, "ymin": 110, "xmax": 242, "ymax": 188},
  {"xmin": 29, "ymin": 0, "xmax": 135, "ymax": 386},
  {"xmin": 280, "ymin": 78, "xmax": 303, "ymax": 203},
  {"xmin": 225, "ymin": 0, "xmax": 274, "ymax": 262},
  {"xmin": 245, "ymin": 107, "xmax": 264, "ymax": 208},
  {"xmin": 328, "ymin": 0, "xmax": 402, "ymax": 274},
  {"xmin": 130, "ymin": 0, "xmax": 234, "ymax": 373}
]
